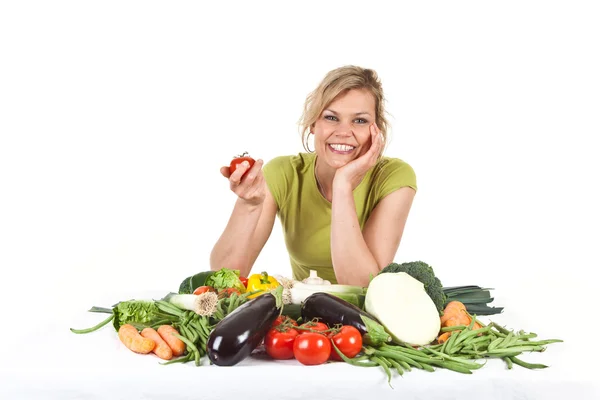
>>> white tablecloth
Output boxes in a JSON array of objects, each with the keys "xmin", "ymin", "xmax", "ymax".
[{"xmin": 2, "ymin": 298, "xmax": 596, "ymax": 400}]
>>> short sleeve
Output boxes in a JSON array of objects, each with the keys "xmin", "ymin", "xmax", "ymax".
[
  {"xmin": 373, "ymin": 158, "xmax": 417, "ymax": 202},
  {"xmin": 263, "ymin": 156, "xmax": 293, "ymax": 210}
]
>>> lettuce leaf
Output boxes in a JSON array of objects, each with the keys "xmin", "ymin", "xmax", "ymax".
[{"xmin": 205, "ymin": 268, "xmax": 246, "ymax": 293}]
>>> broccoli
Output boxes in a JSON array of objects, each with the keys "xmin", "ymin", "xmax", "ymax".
[{"xmin": 379, "ymin": 261, "xmax": 447, "ymax": 314}]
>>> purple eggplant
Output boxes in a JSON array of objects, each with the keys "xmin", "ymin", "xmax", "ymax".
[{"xmin": 206, "ymin": 292, "xmax": 280, "ymax": 366}]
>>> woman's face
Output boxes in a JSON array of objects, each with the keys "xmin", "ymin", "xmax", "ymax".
[{"xmin": 312, "ymin": 88, "xmax": 377, "ymax": 169}]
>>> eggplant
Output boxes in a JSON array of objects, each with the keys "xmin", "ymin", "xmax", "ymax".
[
  {"xmin": 301, "ymin": 292, "xmax": 391, "ymax": 346},
  {"xmin": 206, "ymin": 292, "xmax": 280, "ymax": 366}
]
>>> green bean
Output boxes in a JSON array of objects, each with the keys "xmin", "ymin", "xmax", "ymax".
[
  {"xmin": 160, "ymin": 353, "xmax": 193, "ymax": 366},
  {"xmin": 378, "ymin": 345, "xmax": 441, "ymax": 365},
  {"xmin": 469, "ymin": 335, "xmax": 492, "ymax": 346},
  {"xmin": 440, "ymin": 325, "xmax": 467, "ymax": 332},
  {"xmin": 443, "ymin": 331, "xmax": 459, "ymax": 354},
  {"xmin": 422, "ymin": 347, "xmax": 484, "ymax": 369},
  {"xmin": 510, "ymin": 339, "xmax": 562, "ymax": 347},
  {"xmin": 487, "ymin": 337, "xmax": 504, "ymax": 351},
  {"xmin": 70, "ymin": 314, "xmax": 114, "ymax": 334},
  {"xmin": 149, "ymin": 318, "xmax": 176, "ymax": 330},
  {"xmin": 174, "ymin": 333, "xmax": 201, "ymax": 366},
  {"xmin": 383, "ymin": 343, "xmax": 436, "ymax": 359},
  {"xmin": 491, "ymin": 322, "xmax": 511, "ymax": 335},
  {"xmin": 372, "ymin": 350, "xmax": 424, "ymax": 370},
  {"xmin": 155, "ymin": 301, "xmax": 184, "ymax": 317},
  {"xmin": 509, "ymin": 356, "xmax": 548, "ymax": 369},
  {"xmin": 387, "ymin": 359, "xmax": 404, "ymax": 376},
  {"xmin": 496, "ymin": 331, "xmax": 514, "ymax": 348},
  {"xmin": 428, "ymin": 360, "xmax": 473, "ymax": 374},
  {"xmin": 332, "ymin": 343, "xmax": 378, "ymax": 367},
  {"xmin": 516, "ymin": 332, "xmax": 537, "ymax": 340},
  {"xmin": 371, "ymin": 356, "xmax": 393, "ymax": 386},
  {"xmin": 503, "ymin": 356, "xmax": 513, "ymax": 369},
  {"xmin": 178, "ymin": 324, "xmax": 198, "ymax": 348},
  {"xmin": 487, "ymin": 345, "xmax": 544, "ymax": 354},
  {"xmin": 453, "ymin": 326, "xmax": 492, "ymax": 349}
]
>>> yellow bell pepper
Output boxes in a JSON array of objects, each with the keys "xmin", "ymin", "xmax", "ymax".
[{"xmin": 246, "ymin": 271, "xmax": 280, "ymax": 299}]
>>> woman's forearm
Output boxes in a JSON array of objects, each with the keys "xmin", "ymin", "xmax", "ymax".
[
  {"xmin": 330, "ymin": 184, "xmax": 380, "ymax": 286},
  {"xmin": 209, "ymin": 198, "xmax": 263, "ymax": 277}
]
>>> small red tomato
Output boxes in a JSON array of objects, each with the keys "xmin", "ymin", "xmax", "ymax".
[
  {"xmin": 265, "ymin": 327, "xmax": 299, "ymax": 360},
  {"xmin": 239, "ymin": 277, "xmax": 248, "ymax": 288},
  {"xmin": 329, "ymin": 325, "xmax": 363, "ymax": 361},
  {"xmin": 293, "ymin": 333, "xmax": 331, "ymax": 366},
  {"xmin": 229, "ymin": 152, "xmax": 256, "ymax": 177},
  {"xmin": 299, "ymin": 321, "xmax": 329, "ymax": 335},
  {"xmin": 192, "ymin": 286, "xmax": 214, "ymax": 295},
  {"xmin": 272, "ymin": 315, "xmax": 299, "ymax": 328}
]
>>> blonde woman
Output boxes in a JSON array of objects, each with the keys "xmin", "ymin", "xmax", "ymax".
[{"xmin": 210, "ymin": 66, "xmax": 417, "ymax": 287}]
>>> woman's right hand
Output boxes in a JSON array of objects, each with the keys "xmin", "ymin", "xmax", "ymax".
[{"xmin": 220, "ymin": 159, "xmax": 265, "ymax": 206}]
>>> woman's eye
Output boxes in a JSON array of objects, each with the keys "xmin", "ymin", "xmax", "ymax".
[
  {"xmin": 355, "ymin": 118, "xmax": 368, "ymax": 124},
  {"xmin": 324, "ymin": 115, "xmax": 337, "ymax": 121}
]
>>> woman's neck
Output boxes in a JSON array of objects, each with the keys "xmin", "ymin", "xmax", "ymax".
[{"xmin": 315, "ymin": 157, "xmax": 336, "ymax": 201}]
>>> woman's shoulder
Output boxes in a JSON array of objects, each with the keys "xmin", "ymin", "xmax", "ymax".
[
  {"xmin": 370, "ymin": 156, "xmax": 417, "ymax": 192},
  {"xmin": 373, "ymin": 156, "xmax": 416, "ymax": 176}
]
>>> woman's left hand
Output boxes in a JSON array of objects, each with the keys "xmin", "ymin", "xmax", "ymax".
[{"xmin": 333, "ymin": 123, "xmax": 384, "ymax": 192}]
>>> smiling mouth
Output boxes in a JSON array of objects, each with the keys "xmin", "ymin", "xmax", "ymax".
[{"xmin": 328, "ymin": 143, "xmax": 356, "ymax": 154}]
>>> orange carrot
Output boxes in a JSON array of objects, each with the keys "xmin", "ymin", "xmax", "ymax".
[
  {"xmin": 141, "ymin": 327, "xmax": 173, "ymax": 360},
  {"xmin": 118, "ymin": 324, "xmax": 155, "ymax": 354},
  {"xmin": 437, "ymin": 331, "xmax": 451, "ymax": 344},
  {"xmin": 157, "ymin": 325, "xmax": 186, "ymax": 356}
]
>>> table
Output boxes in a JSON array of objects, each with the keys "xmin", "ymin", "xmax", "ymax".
[{"xmin": 2, "ymin": 295, "xmax": 596, "ymax": 400}]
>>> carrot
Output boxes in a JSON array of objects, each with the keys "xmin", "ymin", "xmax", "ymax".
[
  {"xmin": 157, "ymin": 325, "xmax": 186, "ymax": 356},
  {"xmin": 118, "ymin": 324, "xmax": 155, "ymax": 354},
  {"xmin": 438, "ymin": 301, "xmax": 483, "ymax": 341},
  {"xmin": 437, "ymin": 331, "xmax": 451, "ymax": 344},
  {"xmin": 141, "ymin": 327, "xmax": 173, "ymax": 360},
  {"xmin": 440, "ymin": 301, "xmax": 466, "ymax": 325}
]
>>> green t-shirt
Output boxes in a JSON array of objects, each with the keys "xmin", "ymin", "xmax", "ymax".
[{"xmin": 263, "ymin": 152, "xmax": 417, "ymax": 284}]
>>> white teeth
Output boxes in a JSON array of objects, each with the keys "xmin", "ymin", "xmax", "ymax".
[{"xmin": 330, "ymin": 144, "xmax": 355, "ymax": 152}]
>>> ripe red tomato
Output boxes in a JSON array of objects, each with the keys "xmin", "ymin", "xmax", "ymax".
[
  {"xmin": 265, "ymin": 327, "xmax": 299, "ymax": 360},
  {"xmin": 293, "ymin": 332, "xmax": 331, "ymax": 366},
  {"xmin": 329, "ymin": 325, "xmax": 363, "ymax": 361},
  {"xmin": 192, "ymin": 286, "xmax": 214, "ymax": 295},
  {"xmin": 300, "ymin": 321, "xmax": 329, "ymax": 335},
  {"xmin": 272, "ymin": 315, "xmax": 298, "ymax": 328},
  {"xmin": 239, "ymin": 277, "xmax": 248, "ymax": 288},
  {"xmin": 229, "ymin": 152, "xmax": 256, "ymax": 176}
]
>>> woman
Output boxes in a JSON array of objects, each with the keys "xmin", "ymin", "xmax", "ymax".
[{"xmin": 210, "ymin": 66, "xmax": 417, "ymax": 287}]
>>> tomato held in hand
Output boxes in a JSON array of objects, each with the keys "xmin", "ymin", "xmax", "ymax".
[
  {"xmin": 229, "ymin": 152, "xmax": 256, "ymax": 176},
  {"xmin": 265, "ymin": 327, "xmax": 299, "ymax": 360},
  {"xmin": 329, "ymin": 325, "xmax": 362, "ymax": 361},
  {"xmin": 293, "ymin": 332, "xmax": 331, "ymax": 366}
]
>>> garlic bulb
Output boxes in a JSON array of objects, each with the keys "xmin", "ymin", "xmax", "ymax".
[{"xmin": 302, "ymin": 270, "xmax": 331, "ymax": 285}]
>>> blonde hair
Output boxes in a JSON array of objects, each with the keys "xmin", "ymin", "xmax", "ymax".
[{"xmin": 299, "ymin": 65, "xmax": 390, "ymax": 153}]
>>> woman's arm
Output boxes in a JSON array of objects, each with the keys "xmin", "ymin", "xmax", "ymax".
[
  {"xmin": 209, "ymin": 160, "xmax": 278, "ymax": 277},
  {"xmin": 331, "ymin": 185, "xmax": 415, "ymax": 286}
]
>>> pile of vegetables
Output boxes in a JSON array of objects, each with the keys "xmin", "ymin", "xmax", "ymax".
[{"xmin": 71, "ymin": 262, "xmax": 562, "ymax": 385}]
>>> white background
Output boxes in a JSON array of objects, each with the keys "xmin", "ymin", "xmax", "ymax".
[{"xmin": 1, "ymin": 0, "xmax": 598, "ymax": 385}]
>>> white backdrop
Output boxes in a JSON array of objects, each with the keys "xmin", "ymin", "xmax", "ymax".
[{"xmin": 1, "ymin": 0, "xmax": 598, "ymax": 376}]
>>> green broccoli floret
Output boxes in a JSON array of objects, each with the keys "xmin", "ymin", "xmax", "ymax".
[{"xmin": 379, "ymin": 261, "xmax": 447, "ymax": 314}]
